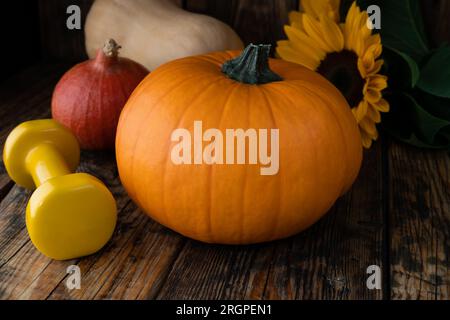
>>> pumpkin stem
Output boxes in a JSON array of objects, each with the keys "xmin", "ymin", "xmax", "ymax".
[
  {"xmin": 222, "ymin": 44, "xmax": 282, "ymax": 84},
  {"xmin": 103, "ymin": 39, "xmax": 121, "ymax": 58}
]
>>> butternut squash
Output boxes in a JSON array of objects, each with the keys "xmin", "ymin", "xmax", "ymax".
[{"xmin": 85, "ymin": 0, "xmax": 244, "ymax": 71}]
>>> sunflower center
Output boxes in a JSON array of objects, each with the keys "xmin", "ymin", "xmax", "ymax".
[{"xmin": 317, "ymin": 50, "xmax": 364, "ymax": 108}]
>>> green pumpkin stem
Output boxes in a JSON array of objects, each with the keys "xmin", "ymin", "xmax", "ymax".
[{"xmin": 222, "ymin": 44, "xmax": 283, "ymax": 84}]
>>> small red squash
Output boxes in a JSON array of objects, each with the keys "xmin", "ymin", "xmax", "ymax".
[
  {"xmin": 116, "ymin": 44, "xmax": 362, "ymax": 244},
  {"xmin": 52, "ymin": 39, "xmax": 149, "ymax": 150}
]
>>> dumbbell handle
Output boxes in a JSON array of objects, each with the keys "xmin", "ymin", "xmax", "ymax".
[{"xmin": 25, "ymin": 143, "xmax": 71, "ymax": 187}]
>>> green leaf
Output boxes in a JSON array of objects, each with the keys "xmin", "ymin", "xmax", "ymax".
[
  {"xmin": 417, "ymin": 45, "xmax": 450, "ymax": 98},
  {"xmin": 382, "ymin": 92, "xmax": 450, "ymax": 149},
  {"xmin": 414, "ymin": 89, "xmax": 450, "ymax": 121},
  {"xmin": 388, "ymin": 131, "xmax": 448, "ymax": 149},
  {"xmin": 406, "ymin": 93, "xmax": 450, "ymax": 143},
  {"xmin": 392, "ymin": 50, "xmax": 420, "ymax": 87},
  {"xmin": 358, "ymin": 0, "xmax": 429, "ymax": 62},
  {"xmin": 383, "ymin": 47, "xmax": 420, "ymax": 88}
]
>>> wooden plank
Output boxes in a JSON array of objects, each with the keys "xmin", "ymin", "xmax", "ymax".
[
  {"xmin": 389, "ymin": 141, "xmax": 450, "ymax": 300},
  {"xmin": 157, "ymin": 144, "xmax": 385, "ymax": 300},
  {"xmin": 0, "ymin": 176, "xmax": 13, "ymax": 203},
  {"xmin": 0, "ymin": 151, "xmax": 134, "ymax": 299},
  {"xmin": 41, "ymin": 155, "xmax": 184, "ymax": 300},
  {"xmin": 186, "ymin": 0, "xmax": 297, "ymax": 49},
  {"xmin": 0, "ymin": 64, "xmax": 66, "ymax": 298},
  {"xmin": 265, "ymin": 142, "xmax": 387, "ymax": 300},
  {"xmin": 421, "ymin": 0, "xmax": 450, "ymax": 47},
  {"xmin": 45, "ymin": 204, "xmax": 185, "ymax": 300},
  {"xmin": 265, "ymin": 144, "xmax": 385, "ymax": 300},
  {"xmin": 0, "ymin": 1, "xmax": 41, "ymax": 82},
  {"xmin": 0, "ymin": 65, "xmax": 60, "ymax": 264},
  {"xmin": 0, "ymin": 64, "xmax": 67, "ymax": 203},
  {"xmin": 185, "ymin": 0, "xmax": 234, "ymax": 23},
  {"xmin": 228, "ymin": 0, "xmax": 297, "ymax": 47},
  {"xmin": 39, "ymin": 0, "xmax": 93, "ymax": 62},
  {"xmin": 0, "ymin": 64, "xmax": 65, "ymax": 122},
  {"xmin": 185, "ymin": 0, "xmax": 209, "ymax": 12},
  {"xmin": 0, "ymin": 64, "xmax": 186, "ymax": 300},
  {"xmin": 0, "ymin": 186, "xmax": 30, "ymax": 271},
  {"xmin": 156, "ymin": 240, "xmax": 274, "ymax": 300},
  {"xmin": 38, "ymin": 0, "xmax": 297, "ymax": 63},
  {"xmin": 0, "ymin": 67, "xmax": 138, "ymax": 298}
]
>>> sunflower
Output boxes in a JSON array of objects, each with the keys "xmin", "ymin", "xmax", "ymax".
[{"xmin": 276, "ymin": 1, "xmax": 389, "ymax": 148}]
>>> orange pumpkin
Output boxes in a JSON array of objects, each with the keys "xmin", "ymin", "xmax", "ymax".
[{"xmin": 116, "ymin": 44, "xmax": 362, "ymax": 244}]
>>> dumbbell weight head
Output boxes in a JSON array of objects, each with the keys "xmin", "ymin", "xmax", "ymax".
[
  {"xmin": 26, "ymin": 173, "xmax": 117, "ymax": 260},
  {"xmin": 3, "ymin": 119, "xmax": 80, "ymax": 189},
  {"xmin": 3, "ymin": 119, "xmax": 117, "ymax": 260}
]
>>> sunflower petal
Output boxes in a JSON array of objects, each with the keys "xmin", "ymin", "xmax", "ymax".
[
  {"xmin": 276, "ymin": 45, "xmax": 320, "ymax": 70},
  {"xmin": 279, "ymin": 1, "xmax": 389, "ymax": 151},
  {"xmin": 357, "ymin": 56, "xmax": 374, "ymax": 78},
  {"xmin": 352, "ymin": 100, "xmax": 368, "ymax": 122},
  {"xmin": 366, "ymin": 59, "xmax": 384, "ymax": 77},
  {"xmin": 360, "ymin": 117, "xmax": 378, "ymax": 137},
  {"xmin": 302, "ymin": 14, "xmax": 332, "ymax": 52},
  {"xmin": 367, "ymin": 74, "xmax": 388, "ymax": 91},
  {"xmin": 365, "ymin": 42, "xmax": 382, "ymax": 60},
  {"xmin": 289, "ymin": 11, "xmax": 303, "ymax": 25},
  {"xmin": 328, "ymin": 0, "xmax": 341, "ymax": 21},
  {"xmin": 367, "ymin": 103, "xmax": 381, "ymax": 123},
  {"xmin": 319, "ymin": 14, "xmax": 344, "ymax": 52},
  {"xmin": 301, "ymin": 0, "xmax": 340, "ymax": 22},
  {"xmin": 366, "ymin": 33, "xmax": 381, "ymax": 47},
  {"xmin": 371, "ymin": 98, "xmax": 390, "ymax": 112},
  {"xmin": 354, "ymin": 33, "xmax": 367, "ymax": 58},
  {"xmin": 284, "ymin": 25, "xmax": 327, "ymax": 62},
  {"xmin": 364, "ymin": 34, "xmax": 382, "ymax": 58},
  {"xmin": 358, "ymin": 11, "xmax": 371, "ymax": 40},
  {"xmin": 355, "ymin": 20, "xmax": 372, "ymax": 56},
  {"xmin": 291, "ymin": 21, "xmax": 303, "ymax": 31},
  {"xmin": 277, "ymin": 40, "xmax": 289, "ymax": 47},
  {"xmin": 364, "ymin": 86, "xmax": 382, "ymax": 103},
  {"xmin": 360, "ymin": 130, "xmax": 373, "ymax": 148},
  {"xmin": 301, "ymin": 0, "xmax": 320, "ymax": 17},
  {"xmin": 344, "ymin": 3, "xmax": 360, "ymax": 51}
]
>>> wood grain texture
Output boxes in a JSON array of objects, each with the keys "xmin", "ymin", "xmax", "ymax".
[
  {"xmin": 0, "ymin": 64, "xmax": 67, "ymax": 298},
  {"xmin": 38, "ymin": 0, "xmax": 297, "ymax": 62},
  {"xmin": 389, "ymin": 142, "xmax": 450, "ymax": 300},
  {"xmin": 0, "ymin": 65, "xmax": 186, "ymax": 300},
  {"xmin": 0, "ymin": 67, "xmax": 153, "ymax": 297},
  {"xmin": 0, "ymin": 149, "xmax": 136, "ymax": 299},
  {"xmin": 45, "ymin": 198, "xmax": 185, "ymax": 299},
  {"xmin": 39, "ymin": 0, "xmax": 93, "ymax": 62},
  {"xmin": 421, "ymin": 0, "xmax": 450, "ymax": 47},
  {"xmin": 0, "ymin": 1, "xmax": 41, "ymax": 82},
  {"xmin": 0, "ymin": 175, "xmax": 13, "ymax": 204},
  {"xmin": 0, "ymin": 64, "xmax": 66, "ymax": 203},
  {"xmin": 185, "ymin": 0, "xmax": 298, "ymax": 49},
  {"xmin": 266, "ymin": 144, "xmax": 385, "ymax": 300},
  {"xmin": 13, "ymin": 153, "xmax": 176, "ymax": 300},
  {"xmin": 0, "ymin": 65, "xmax": 62, "ymax": 270},
  {"xmin": 0, "ymin": 0, "xmax": 449, "ymax": 301},
  {"xmin": 156, "ymin": 145, "xmax": 385, "ymax": 300},
  {"xmin": 0, "ymin": 65, "xmax": 448, "ymax": 301}
]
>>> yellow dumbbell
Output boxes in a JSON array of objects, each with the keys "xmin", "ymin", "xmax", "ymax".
[{"xmin": 3, "ymin": 119, "xmax": 117, "ymax": 260}]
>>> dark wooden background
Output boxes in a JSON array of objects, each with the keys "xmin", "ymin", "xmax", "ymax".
[
  {"xmin": 1, "ymin": 0, "xmax": 449, "ymax": 78},
  {"xmin": 0, "ymin": 0, "xmax": 448, "ymax": 300}
]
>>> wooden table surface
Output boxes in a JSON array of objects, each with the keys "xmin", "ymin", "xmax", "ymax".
[
  {"xmin": 0, "ymin": 62, "xmax": 448, "ymax": 300},
  {"xmin": 0, "ymin": 0, "xmax": 449, "ymax": 300}
]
